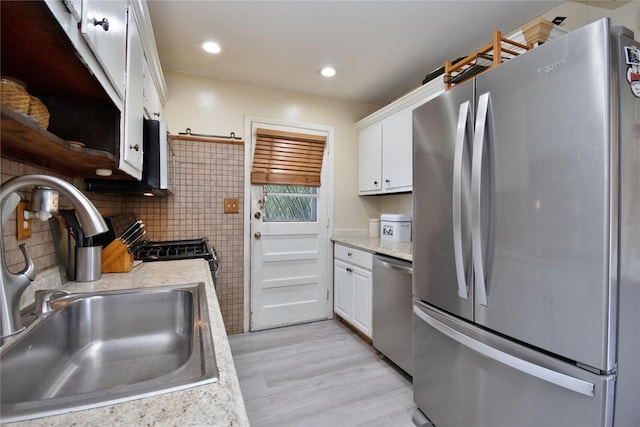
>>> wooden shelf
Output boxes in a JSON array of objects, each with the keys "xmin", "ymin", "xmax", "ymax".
[
  {"xmin": 1, "ymin": 105, "xmax": 130, "ymax": 179},
  {"xmin": 444, "ymin": 31, "xmax": 529, "ymax": 90}
]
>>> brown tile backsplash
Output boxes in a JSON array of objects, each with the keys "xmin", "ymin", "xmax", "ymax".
[
  {"xmin": 123, "ymin": 137, "xmax": 245, "ymax": 334},
  {"xmin": 1, "ymin": 157, "xmax": 122, "ymax": 275},
  {"xmin": 1, "ymin": 135, "xmax": 245, "ymax": 334}
]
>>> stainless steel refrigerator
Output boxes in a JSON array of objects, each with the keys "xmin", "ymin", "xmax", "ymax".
[{"xmin": 412, "ymin": 18, "xmax": 639, "ymax": 427}]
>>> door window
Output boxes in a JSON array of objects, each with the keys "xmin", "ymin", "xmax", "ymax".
[{"xmin": 262, "ymin": 185, "xmax": 318, "ymax": 222}]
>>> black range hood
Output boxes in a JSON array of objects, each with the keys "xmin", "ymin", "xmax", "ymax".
[{"xmin": 85, "ymin": 119, "xmax": 171, "ymax": 196}]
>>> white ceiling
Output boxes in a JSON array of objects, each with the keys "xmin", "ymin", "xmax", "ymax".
[{"xmin": 148, "ymin": 1, "xmax": 562, "ymax": 106}]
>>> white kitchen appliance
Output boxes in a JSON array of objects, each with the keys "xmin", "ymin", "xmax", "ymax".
[
  {"xmin": 380, "ymin": 214, "xmax": 411, "ymax": 242},
  {"xmin": 412, "ymin": 19, "xmax": 639, "ymax": 426}
]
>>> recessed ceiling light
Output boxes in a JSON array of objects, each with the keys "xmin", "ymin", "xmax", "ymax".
[
  {"xmin": 318, "ymin": 66, "xmax": 337, "ymax": 78},
  {"xmin": 200, "ymin": 41, "xmax": 221, "ymax": 54}
]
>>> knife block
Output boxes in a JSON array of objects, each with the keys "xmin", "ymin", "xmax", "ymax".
[{"xmin": 101, "ymin": 240, "xmax": 133, "ymax": 273}]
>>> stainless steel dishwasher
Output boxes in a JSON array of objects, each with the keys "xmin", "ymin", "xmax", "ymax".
[{"xmin": 372, "ymin": 254, "xmax": 413, "ymax": 376}]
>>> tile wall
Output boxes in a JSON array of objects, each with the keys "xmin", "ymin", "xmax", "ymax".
[
  {"xmin": 123, "ymin": 136, "xmax": 245, "ymax": 334},
  {"xmin": 0, "ymin": 157, "xmax": 121, "ymax": 274},
  {"xmin": 1, "ymin": 135, "xmax": 245, "ymax": 335}
]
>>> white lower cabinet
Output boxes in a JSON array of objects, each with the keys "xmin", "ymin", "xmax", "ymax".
[{"xmin": 334, "ymin": 244, "xmax": 373, "ymax": 338}]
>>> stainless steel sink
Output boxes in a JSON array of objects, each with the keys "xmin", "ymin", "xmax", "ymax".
[{"xmin": 0, "ymin": 282, "xmax": 218, "ymax": 422}]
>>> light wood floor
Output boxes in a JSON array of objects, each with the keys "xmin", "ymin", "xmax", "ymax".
[{"xmin": 229, "ymin": 319, "xmax": 416, "ymax": 427}]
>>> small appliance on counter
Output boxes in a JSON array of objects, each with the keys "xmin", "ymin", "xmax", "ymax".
[{"xmin": 380, "ymin": 214, "xmax": 412, "ymax": 242}]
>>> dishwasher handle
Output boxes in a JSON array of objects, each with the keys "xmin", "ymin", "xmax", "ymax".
[{"xmin": 376, "ymin": 259, "xmax": 413, "ymax": 275}]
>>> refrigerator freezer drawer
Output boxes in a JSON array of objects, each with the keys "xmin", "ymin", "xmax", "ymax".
[{"xmin": 412, "ymin": 301, "xmax": 614, "ymax": 427}]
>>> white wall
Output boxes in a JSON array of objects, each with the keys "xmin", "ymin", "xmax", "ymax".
[
  {"xmin": 160, "ymin": 2, "xmax": 640, "ymax": 234},
  {"xmin": 160, "ymin": 71, "xmax": 379, "ymax": 231},
  {"xmin": 536, "ymin": 1, "xmax": 640, "ymax": 34}
]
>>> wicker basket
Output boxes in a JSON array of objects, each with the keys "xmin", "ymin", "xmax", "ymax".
[
  {"xmin": 28, "ymin": 95, "xmax": 50, "ymax": 129},
  {"xmin": 1, "ymin": 77, "xmax": 30, "ymax": 114}
]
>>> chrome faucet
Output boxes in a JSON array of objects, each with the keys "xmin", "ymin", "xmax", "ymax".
[{"xmin": 0, "ymin": 175, "xmax": 108, "ymax": 339}]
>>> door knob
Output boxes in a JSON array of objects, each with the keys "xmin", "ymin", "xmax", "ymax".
[
  {"xmin": 254, "ymin": 212, "xmax": 262, "ymax": 219},
  {"xmin": 254, "ymin": 232, "xmax": 262, "ymax": 239}
]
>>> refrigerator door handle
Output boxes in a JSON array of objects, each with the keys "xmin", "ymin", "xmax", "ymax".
[
  {"xmin": 453, "ymin": 101, "xmax": 472, "ymax": 300},
  {"xmin": 413, "ymin": 304, "xmax": 596, "ymax": 397},
  {"xmin": 471, "ymin": 92, "xmax": 491, "ymax": 306}
]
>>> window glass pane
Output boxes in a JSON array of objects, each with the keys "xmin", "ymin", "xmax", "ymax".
[{"xmin": 263, "ymin": 185, "xmax": 318, "ymax": 222}]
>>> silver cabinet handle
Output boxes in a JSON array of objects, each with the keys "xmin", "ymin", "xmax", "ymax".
[
  {"xmin": 129, "ymin": 144, "xmax": 140, "ymax": 152},
  {"xmin": 92, "ymin": 17, "xmax": 109, "ymax": 31},
  {"xmin": 413, "ymin": 304, "xmax": 595, "ymax": 397},
  {"xmin": 377, "ymin": 259, "xmax": 412, "ymax": 275},
  {"xmin": 453, "ymin": 100, "xmax": 472, "ymax": 300}
]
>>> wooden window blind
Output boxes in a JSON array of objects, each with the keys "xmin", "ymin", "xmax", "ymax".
[{"xmin": 251, "ymin": 128, "xmax": 327, "ymax": 187}]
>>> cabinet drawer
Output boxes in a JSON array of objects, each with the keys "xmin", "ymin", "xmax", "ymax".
[{"xmin": 335, "ymin": 244, "xmax": 373, "ymax": 270}]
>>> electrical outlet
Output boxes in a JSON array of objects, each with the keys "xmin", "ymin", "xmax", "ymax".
[
  {"xmin": 224, "ymin": 198, "xmax": 240, "ymax": 214},
  {"xmin": 16, "ymin": 201, "xmax": 32, "ymax": 240}
]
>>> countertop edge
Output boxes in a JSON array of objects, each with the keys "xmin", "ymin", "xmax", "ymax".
[{"xmin": 332, "ymin": 235, "xmax": 412, "ymax": 262}]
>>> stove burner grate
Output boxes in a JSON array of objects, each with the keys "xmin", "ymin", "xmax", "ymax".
[{"xmin": 133, "ymin": 238, "xmax": 219, "ymax": 285}]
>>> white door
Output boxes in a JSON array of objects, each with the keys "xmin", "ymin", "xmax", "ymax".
[{"xmin": 249, "ymin": 122, "xmax": 332, "ymax": 331}]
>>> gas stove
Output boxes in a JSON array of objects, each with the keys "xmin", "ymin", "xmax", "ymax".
[{"xmin": 133, "ymin": 238, "xmax": 219, "ymax": 285}]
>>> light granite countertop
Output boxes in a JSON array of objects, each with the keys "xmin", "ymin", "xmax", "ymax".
[
  {"xmin": 332, "ymin": 235, "xmax": 412, "ymax": 262},
  {"xmin": 7, "ymin": 259, "xmax": 249, "ymax": 427}
]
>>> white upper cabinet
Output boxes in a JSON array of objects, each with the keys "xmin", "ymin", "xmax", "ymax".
[
  {"xmin": 37, "ymin": 0, "xmax": 167, "ymax": 179},
  {"xmin": 121, "ymin": 9, "xmax": 145, "ymax": 179},
  {"xmin": 358, "ymin": 110, "xmax": 412, "ymax": 195},
  {"xmin": 81, "ymin": 0, "xmax": 127, "ymax": 99},
  {"xmin": 358, "ymin": 122, "xmax": 383, "ymax": 193},
  {"xmin": 143, "ymin": 58, "xmax": 162, "ymax": 119},
  {"xmin": 381, "ymin": 108, "xmax": 413, "ymax": 192},
  {"xmin": 357, "ymin": 78, "xmax": 444, "ymax": 195}
]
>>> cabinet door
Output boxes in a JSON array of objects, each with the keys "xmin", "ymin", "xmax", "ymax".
[
  {"xmin": 382, "ymin": 108, "xmax": 413, "ymax": 192},
  {"xmin": 81, "ymin": 0, "xmax": 127, "ymax": 99},
  {"xmin": 351, "ymin": 266, "xmax": 372, "ymax": 337},
  {"xmin": 143, "ymin": 58, "xmax": 162, "ymax": 120},
  {"xmin": 121, "ymin": 10, "xmax": 145, "ymax": 179},
  {"xmin": 358, "ymin": 122, "xmax": 383, "ymax": 194},
  {"xmin": 334, "ymin": 260, "xmax": 353, "ymax": 320}
]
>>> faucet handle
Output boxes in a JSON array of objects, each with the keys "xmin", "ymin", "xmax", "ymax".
[
  {"xmin": 17, "ymin": 243, "xmax": 36, "ymax": 281},
  {"xmin": 33, "ymin": 289, "xmax": 71, "ymax": 314}
]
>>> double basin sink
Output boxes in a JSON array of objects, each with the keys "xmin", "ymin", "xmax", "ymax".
[{"xmin": 0, "ymin": 282, "xmax": 219, "ymax": 422}]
